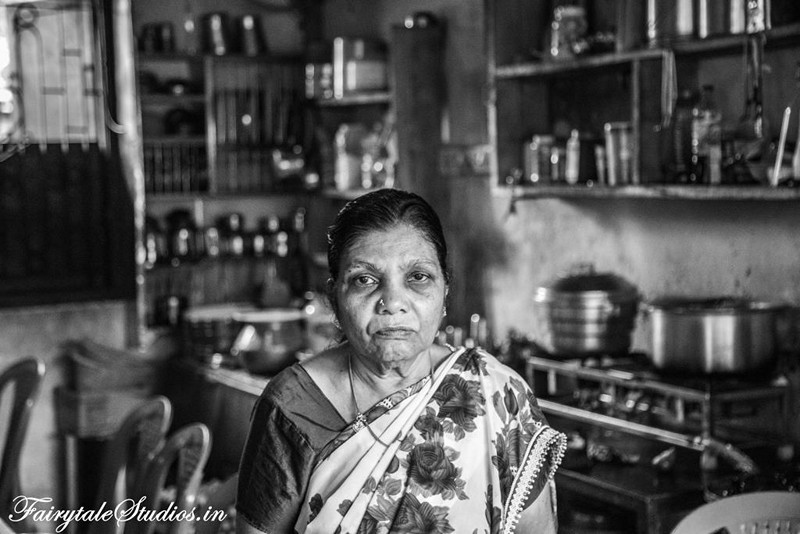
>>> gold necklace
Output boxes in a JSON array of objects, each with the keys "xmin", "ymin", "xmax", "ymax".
[{"xmin": 347, "ymin": 350, "xmax": 435, "ymax": 447}]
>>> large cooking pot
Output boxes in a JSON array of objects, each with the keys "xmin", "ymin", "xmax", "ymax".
[
  {"xmin": 230, "ymin": 309, "xmax": 306, "ymax": 375},
  {"xmin": 534, "ymin": 267, "xmax": 640, "ymax": 356},
  {"xmin": 182, "ymin": 302, "xmax": 256, "ymax": 366},
  {"xmin": 645, "ymin": 297, "xmax": 785, "ymax": 374}
]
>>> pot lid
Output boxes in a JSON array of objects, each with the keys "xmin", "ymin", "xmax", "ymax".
[{"xmin": 536, "ymin": 270, "xmax": 639, "ymax": 302}]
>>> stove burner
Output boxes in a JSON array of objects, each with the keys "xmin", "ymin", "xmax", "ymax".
[{"xmin": 549, "ymin": 351, "xmax": 782, "ymax": 393}]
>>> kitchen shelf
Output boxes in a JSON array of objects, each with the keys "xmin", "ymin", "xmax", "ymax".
[
  {"xmin": 143, "ymin": 136, "xmax": 205, "ymax": 145},
  {"xmin": 145, "ymin": 191, "xmax": 308, "ymax": 203},
  {"xmin": 141, "ymin": 94, "xmax": 205, "ymax": 106},
  {"xmin": 672, "ymin": 22, "xmax": 800, "ymax": 55},
  {"xmin": 313, "ymin": 92, "xmax": 392, "ymax": 107},
  {"xmin": 510, "ymin": 184, "xmax": 800, "ymax": 201},
  {"xmin": 318, "ymin": 187, "xmax": 388, "ymax": 200},
  {"xmin": 496, "ymin": 48, "xmax": 665, "ymax": 79},
  {"xmin": 495, "ymin": 22, "xmax": 800, "ymax": 81}
]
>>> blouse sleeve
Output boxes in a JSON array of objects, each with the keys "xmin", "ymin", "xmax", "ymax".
[{"xmin": 236, "ymin": 391, "xmax": 315, "ymax": 533}]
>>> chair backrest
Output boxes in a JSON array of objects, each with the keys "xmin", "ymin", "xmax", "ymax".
[
  {"xmin": 129, "ymin": 423, "xmax": 212, "ymax": 534},
  {"xmin": 88, "ymin": 396, "xmax": 172, "ymax": 534},
  {"xmin": 0, "ymin": 357, "xmax": 45, "ymax": 534},
  {"xmin": 193, "ymin": 474, "xmax": 237, "ymax": 534},
  {"xmin": 671, "ymin": 491, "xmax": 800, "ymax": 534}
]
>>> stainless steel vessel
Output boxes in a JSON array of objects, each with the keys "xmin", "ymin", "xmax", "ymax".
[
  {"xmin": 534, "ymin": 268, "xmax": 639, "ymax": 356},
  {"xmin": 645, "ymin": 297, "xmax": 783, "ymax": 374}
]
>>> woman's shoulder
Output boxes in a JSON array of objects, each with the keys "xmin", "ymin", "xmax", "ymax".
[{"xmin": 452, "ymin": 346, "xmax": 528, "ymax": 385}]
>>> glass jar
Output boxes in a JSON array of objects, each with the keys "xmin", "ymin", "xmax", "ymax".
[{"xmin": 524, "ymin": 135, "xmax": 555, "ymax": 184}]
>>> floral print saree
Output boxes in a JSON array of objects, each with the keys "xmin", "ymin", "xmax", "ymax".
[{"xmin": 293, "ymin": 347, "xmax": 566, "ymax": 534}]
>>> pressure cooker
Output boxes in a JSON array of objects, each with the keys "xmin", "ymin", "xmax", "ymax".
[{"xmin": 534, "ymin": 267, "xmax": 640, "ymax": 356}]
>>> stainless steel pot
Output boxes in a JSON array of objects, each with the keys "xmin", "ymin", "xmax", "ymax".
[
  {"xmin": 534, "ymin": 268, "xmax": 640, "ymax": 356},
  {"xmin": 230, "ymin": 309, "xmax": 305, "ymax": 375},
  {"xmin": 645, "ymin": 297, "xmax": 784, "ymax": 374}
]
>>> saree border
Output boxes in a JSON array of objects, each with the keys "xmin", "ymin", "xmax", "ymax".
[{"xmin": 501, "ymin": 425, "xmax": 567, "ymax": 534}]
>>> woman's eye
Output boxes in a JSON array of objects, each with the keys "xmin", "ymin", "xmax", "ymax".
[
  {"xmin": 354, "ymin": 275, "xmax": 377, "ymax": 287},
  {"xmin": 409, "ymin": 272, "xmax": 431, "ymax": 283}
]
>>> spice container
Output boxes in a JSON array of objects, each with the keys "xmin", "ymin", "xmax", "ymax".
[
  {"xmin": 551, "ymin": 146, "xmax": 567, "ymax": 183},
  {"xmin": 549, "ymin": 5, "xmax": 588, "ymax": 60},
  {"xmin": 604, "ymin": 122, "xmax": 634, "ymax": 186},
  {"xmin": 523, "ymin": 135, "xmax": 555, "ymax": 185},
  {"xmin": 647, "ymin": 0, "xmax": 695, "ymax": 47}
]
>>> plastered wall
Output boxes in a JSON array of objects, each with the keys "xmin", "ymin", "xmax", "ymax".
[{"xmin": 0, "ymin": 301, "xmax": 129, "ymax": 506}]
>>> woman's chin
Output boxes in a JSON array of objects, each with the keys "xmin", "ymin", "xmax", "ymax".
[{"xmin": 367, "ymin": 339, "xmax": 427, "ymax": 365}]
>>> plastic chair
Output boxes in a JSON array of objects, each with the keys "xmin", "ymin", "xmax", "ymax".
[
  {"xmin": 129, "ymin": 423, "xmax": 212, "ymax": 534},
  {"xmin": 88, "ymin": 396, "xmax": 172, "ymax": 534},
  {"xmin": 671, "ymin": 491, "xmax": 800, "ymax": 534},
  {"xmin": 194, "ymin": 474, "xmax": 238, "ymax": 534},
  {"xmin": 0, "ymin": 357, "xmax": 45, "ymax": 534}
]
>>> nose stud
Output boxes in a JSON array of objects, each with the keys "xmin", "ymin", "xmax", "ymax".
[{"xmin": 378, "ymin": 298, "xmax": 386, "ymax": 307}]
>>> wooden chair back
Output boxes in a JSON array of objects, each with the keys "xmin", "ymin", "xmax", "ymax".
[
  {"xmin": 128, "ymin": 423, "xmax": 211, "ymax": 534},
  {"xmin": 88, "ymin": 396, "xmax": 172, "ymax": 534},
  {"xmin": 0, "ymin": 358, "xmax": 45, "ymax": 534}
]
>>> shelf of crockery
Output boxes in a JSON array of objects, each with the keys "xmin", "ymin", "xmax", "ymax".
[{"xmin": 507, "ymin": 184, "xmax": 800, "ymax": 201}]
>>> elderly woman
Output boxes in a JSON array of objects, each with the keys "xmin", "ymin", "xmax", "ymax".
[{"xmin": 236, "ymin": 189, "xmax": 565, "ymax": 533}]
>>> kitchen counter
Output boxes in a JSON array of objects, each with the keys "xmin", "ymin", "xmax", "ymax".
[{"xmin": 164, "ymin": 359, "xmax": 270, "ymax": 478}]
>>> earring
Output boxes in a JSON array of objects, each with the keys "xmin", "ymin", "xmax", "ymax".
[
  {"xmin": 333, "ymin": 317, "xmax": 341, "ymax": 329},
  {"xmin": 442, "ymin": 307, "xmax": 447, "ymax": 317}
]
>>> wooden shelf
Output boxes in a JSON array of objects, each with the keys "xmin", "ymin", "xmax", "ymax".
[
  {"xmin": 141, "ymin": 93, "xmax": 204, "ymax": 106},
  {"xmin": 318, "ymin": 187, "xmax": 385, "ymax": 200},
  {"xmin": 496, "ymin": 48, "xmax": 664, "ymax": 79},
  {"xmin": 143, "ymin": 136, "xmax": 205, "ymax": 145},
  {"xmin": 509, "ymin": 184, "xmax": 800, "ymax": 201},
  {"xmin": 313, "ymin": 92, "xmax": 392, "ymax": 107},
  {"xmin": 672, "ymin": 22, "xmax": 800, "ymax": 55},
  {"xmin": 145, "ymin": 191, "xmax": 308, "ymax": 203},
  {"xmin": 495, "ymin": 22, "xmax": 800, "ymax": 81}
]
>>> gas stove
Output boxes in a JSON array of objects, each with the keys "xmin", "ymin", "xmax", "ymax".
[
  {"xmin": 525, "ymin": 350, "xmax": 792, "ymax": 461},
  {"xmin": 518, "ymin": 348, "xmax": 795, "ymax": 533}
]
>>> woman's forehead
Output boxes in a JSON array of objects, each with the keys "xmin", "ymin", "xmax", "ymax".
[{"xmin": 343, "ymin": 224, "xmax": 438, "ymax": 263}]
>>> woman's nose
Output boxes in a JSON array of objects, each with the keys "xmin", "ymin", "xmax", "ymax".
[{"xmin": 377, "ymin": 283, "xmax": 408, "ymax": 314}]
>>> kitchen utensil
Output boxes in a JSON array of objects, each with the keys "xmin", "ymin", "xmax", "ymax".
[
  {"xmin": 182, "ymin": 302, "xmax": 257, "ymax": 367},
  {"xmin": 523, "ymin": 134, "xmax": 555, "ymax": 185},
  {"xmin": 202, "ymin": 12, "xmax": 230, "ymax": 56},
  {"xmin": 534, "ymin": 266, "xmax": 640, "ymax": 356},
  {"xmin": 644, "ymin": 297, "xmax": 785, "ymax": 374},
  {"xmin": 646, "ymin": 0, "xmax": 695, "ymax": 47},
  {"xmin": 144, "ymin": 215, "xmax": 168, "ymax": 269},
  {"xmin": 549, "ymin": 5, "xmax": 588, "ymax": 60},
  {"xmin": 230, "ymin": 309, "xmax": 306, "ymax": 375},
  {"xmin": 603, "ymin": 122, "xmax": 633, "ymax": 185},
  {"xmin": 239, "ymin": 14, "xmax": 267, "ymax": 56},
  {"xmin": 771, "ymin": 105, "xmax": 791, "ymax": 186}
]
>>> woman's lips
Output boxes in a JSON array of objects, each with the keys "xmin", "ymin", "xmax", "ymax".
[{"xmin": 374, "ymin": 327, "xmax": 414, "ymax": 338}]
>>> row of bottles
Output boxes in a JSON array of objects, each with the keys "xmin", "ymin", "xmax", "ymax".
[{"xmin": 146, "ymin": 207, "xmax": 312, "ymax": 326}]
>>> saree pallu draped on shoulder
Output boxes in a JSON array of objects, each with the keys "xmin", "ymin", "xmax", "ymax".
[{"xmin": 294, "ymin": 348, "xmax": 566, "ymax": 534}]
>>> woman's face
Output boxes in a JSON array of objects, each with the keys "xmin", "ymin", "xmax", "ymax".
[{"xmin": 334, "ymin": 223, "xmax": 447, "ymax": 368}]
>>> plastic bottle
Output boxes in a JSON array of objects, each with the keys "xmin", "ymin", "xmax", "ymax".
[
  {"xmin": 690, "ymin": 85, "xmax": 722, "ymax": 184},
  {"xmin": 565, "ymin": 129, "xmax": 581, "ymax": 184}
]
